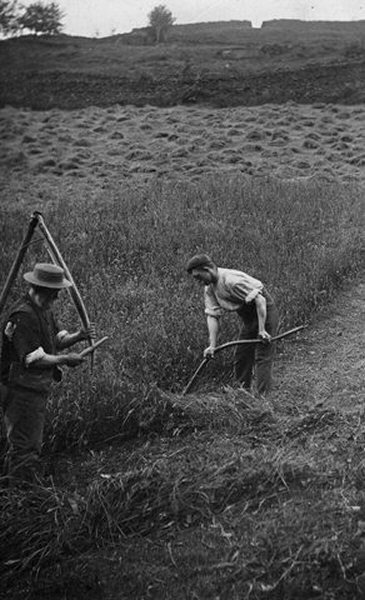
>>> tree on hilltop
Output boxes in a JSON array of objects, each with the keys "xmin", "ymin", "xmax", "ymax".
[
  {"xmin": 18, "ymin": 1, "xmax": 64, "ymax": 35},
  {"xmin": 0, "ymin": 0, "xmax": 19, "ymax": 35},
  {"xmin": 148, "ymin": 4, "xmax": 175, "ymax": 43}
]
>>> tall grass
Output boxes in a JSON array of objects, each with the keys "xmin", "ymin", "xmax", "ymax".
[{"xmin": 0, "ymin": 173, "xmax": 363, "ymax": 447}]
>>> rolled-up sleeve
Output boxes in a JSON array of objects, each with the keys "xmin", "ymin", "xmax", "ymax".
[
  {"xmin": 204, "ymin": 286, "xmax": 224, "ymax": 318},
  {"xmin": 231, "ymin": 282, "xmax": 263, "ymax": 304},
  {"xmin": 25, "ymin": 346, "xmax": 46, "ymax": 366}
]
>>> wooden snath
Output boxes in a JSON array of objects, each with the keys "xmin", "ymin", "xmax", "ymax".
[{"xmin": 182, "ymin": 325, "xmax": 307, "ymax": 395}]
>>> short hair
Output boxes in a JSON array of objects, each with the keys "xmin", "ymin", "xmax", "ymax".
[{"xmin": 186, "ymin": 253, "xmax": 216, "ymax": 274}]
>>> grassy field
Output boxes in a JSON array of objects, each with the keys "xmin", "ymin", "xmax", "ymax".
[
  {"xmin": 1, "ymin": 19, "xmax": 365, "ymax": 598},
  {"xmin": 0, "ymin": 173, "xmax": 363, "ymax": 444},
  {"xmin": 1, "ymin": 165, "xmax": 364, "ymax": 598}
]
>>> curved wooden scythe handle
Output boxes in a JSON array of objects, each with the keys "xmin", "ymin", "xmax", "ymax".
[
  {"xmin": 34, "ymin": 212, "xmax": 94, "ymax": 365},
  {"xmin": 182, "ymin": 325, "xmax": 307, "ymax": 395}
]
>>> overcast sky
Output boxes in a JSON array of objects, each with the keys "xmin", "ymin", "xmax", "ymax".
[{"xmin": 20, "ymin": 0, "xmax": 365, "ymax": 37}]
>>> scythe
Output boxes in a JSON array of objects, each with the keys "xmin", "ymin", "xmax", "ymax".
[
  {"xmin": 182, "ymin": 325, "xmax": 306, "ymax": 395},
  {"xmin": 34, "ymin": 212, "xmax": 94, "ymax": 360},
  {"xmin": 0, "ymin": 211, "xmax": 95, "ymax": 364}
]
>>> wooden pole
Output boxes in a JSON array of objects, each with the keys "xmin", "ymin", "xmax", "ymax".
[
  {"xmin": 0, "ymin": 212, "xmax": 39, "ymax": 317},
  {"xmin": 34, "ymin": 212, "xmax": 94, "ymax": 363}
]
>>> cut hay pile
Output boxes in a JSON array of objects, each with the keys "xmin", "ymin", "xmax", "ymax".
[
  {"xmin": 138, "ymin": 387, "xmax": 280, "ymax": 439},
  {"xmin": 0, "ymin": 452, "xmax": 322, "ymax": 585},
  {"xmin": 1, "ymin": 446, "xmax": 358, "ymax": 598}
]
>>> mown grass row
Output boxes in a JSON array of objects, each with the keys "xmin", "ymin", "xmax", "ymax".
[
  {"xmin": 0, "ymin": 173, "xmax": 364, "ymax": 448},
  {"xmin": 1, "ymin": 395, "xmax": 363, "ymax": 599}
]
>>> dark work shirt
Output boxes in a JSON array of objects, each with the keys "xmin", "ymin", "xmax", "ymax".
[{"xmin": 0, "ymin": 294, "xmax": 59, "ymax": 384}]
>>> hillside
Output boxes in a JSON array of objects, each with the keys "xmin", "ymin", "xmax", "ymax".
[
  {"xmin": 1, "ymin": 20, "xmax": 365, "ymax": 109},
  {"xmin": 1, "ymin": 18, "xmax": 365, "ymax": 600}
]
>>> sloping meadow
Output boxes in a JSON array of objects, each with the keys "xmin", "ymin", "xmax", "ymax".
[
  {"xmin": 1, "ymin": 172, "xmax": 365, "ymax": 599},
  {"xmin": 0, "ymin": 172, "xmax": 364, "ymax": 447}
]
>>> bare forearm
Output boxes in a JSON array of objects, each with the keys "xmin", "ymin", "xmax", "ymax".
[
  {"xmin": 255, "ymin": 295, "xmax": 267, "ymax": 334},
  {"xmin": 207, "ymin": 316, "xmax": 219, "ymax": 348},
  {"xmin": 56, "ymin": 330, "xmax": 84, "ymax": 350},
  {"xmin": 57, "ymin": 323, "xmax": 96, "ymax": 350},
  {"xmin": 31, "ymin": 353, "xmax": 73, "ymax": 367},
  {"xmin": 24, "ymin": 345, "xmax": 84, "ymax": 368}
]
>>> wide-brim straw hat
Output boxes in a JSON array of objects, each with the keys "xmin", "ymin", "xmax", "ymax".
[{"xmin": 24, "ymin": 263, "xmax": 72, "ymax": 289}]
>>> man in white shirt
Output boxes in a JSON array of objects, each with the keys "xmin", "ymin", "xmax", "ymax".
[{"xmin": 186, "ymin": 254, "xmax": 279, "ymax": 394}]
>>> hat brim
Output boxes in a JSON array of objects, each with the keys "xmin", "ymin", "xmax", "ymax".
[{"xmin": 23, "ymin": 272, "xmax": 72, "ymax": 289}]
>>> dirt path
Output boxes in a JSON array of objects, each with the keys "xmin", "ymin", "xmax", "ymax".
[{"xmin": 273, "ymin": 271, "xmax": 365, "ymax": 413}]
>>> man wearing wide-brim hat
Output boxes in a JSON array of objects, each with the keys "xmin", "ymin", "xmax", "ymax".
[{"xmin": 0, "ymin": 263, "xmax": 95, "ymax": 486}]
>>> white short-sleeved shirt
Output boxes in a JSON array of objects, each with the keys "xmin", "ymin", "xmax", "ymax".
[{"xmin": 204, "ymin": 268, "xmax": 263, "ymax": 318}]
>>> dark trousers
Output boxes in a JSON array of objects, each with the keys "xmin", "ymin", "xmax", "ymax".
[
  {"xmin": 3, "ymin": 385, "xmax": 47, "ymax": 485},
  {"xmin": 234, "ymin": 296, "xmax": 279, "ymax": 395}
]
